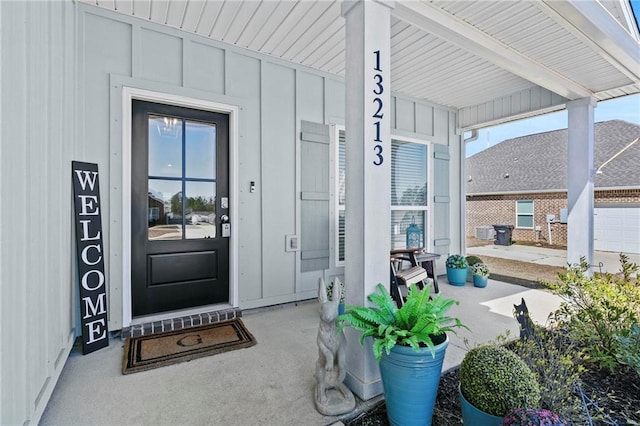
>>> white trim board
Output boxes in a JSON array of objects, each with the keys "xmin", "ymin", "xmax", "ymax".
[{"xmin": 120, "ymin": 85, "xmax": 240, "ymax": 328}]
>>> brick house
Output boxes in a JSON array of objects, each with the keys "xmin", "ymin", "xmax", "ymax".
[{"xmin": 466, "ymin": 120, "xmax": 640, "ymax": 254}]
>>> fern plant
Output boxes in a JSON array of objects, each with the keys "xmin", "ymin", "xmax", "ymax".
[{"xmin": 338, "ymin": 283, "xmax": 465, "ymax": 361}]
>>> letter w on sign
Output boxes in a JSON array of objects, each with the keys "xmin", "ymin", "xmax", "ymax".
[{"xmin": 72, "ymin": 161, "xmax": 109, "ymax": 355}]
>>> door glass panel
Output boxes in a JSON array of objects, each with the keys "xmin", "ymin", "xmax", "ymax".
[
  {"xmin": 186, "ymin": 120, "xmax": 216, "ymax": 179},
  {"xmin": 148, "ymin": 179, "xmax": 183, "ymax": 240},
  {"xmin": 148, "ymin": 115, "xmax": 182, "ymax": 178},
  {"xmin": 185, "ymin": 181, "xmax": 216, "ymax": 239}
]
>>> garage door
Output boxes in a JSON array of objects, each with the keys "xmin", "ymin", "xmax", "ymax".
[{"xmin": 594, "ymin": 207, "xmax": 640, "ymax": 254}]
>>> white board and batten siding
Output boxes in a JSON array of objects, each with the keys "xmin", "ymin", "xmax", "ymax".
[
  {"xmin": 594, "ymin": 206, "xmax": 640, "ymax": 255},
  {"xmin": 0, "ymin": 2, "xmax": 78, "ymax": 425},
  {"xmin": 299, "ymin": 96, "xmax": 459, "ymax": 289},
  {"xmin": 0, "ymin": 3, "xmax": 461, "ymax": 424}
]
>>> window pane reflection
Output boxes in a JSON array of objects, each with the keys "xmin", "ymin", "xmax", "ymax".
[
  {"xmin": 186, "ymin": 121, "xmax": 216, "ymax": 179},
  {"xmin": 185, "ymin": 181, "xmax": 216, "ymax": 239},
  {"xmin": 391, "ymin": 141, "xmax": 427, "ymax": 206},
  {"xmin": 148, "ymin": 179, "xmax": 183, "ymax": 240},
  {"xmin": 391, "ymin": 211, "xmax": 426, "ymax": 250},
  {"xmin": 148, "ymin": 115, "xmax": 182, "ymax": 178}
]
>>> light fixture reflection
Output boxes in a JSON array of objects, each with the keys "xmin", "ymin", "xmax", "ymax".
[{"xmin": 156, "ymin": 117, "xmax": 180, "ymax": 138}]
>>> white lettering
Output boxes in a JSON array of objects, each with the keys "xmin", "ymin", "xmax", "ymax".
[
  {"xmin": 81, "ymin": 244, "xmax": 102, "ymax": 266},
  {"xmin": 79, "ymin": 220, "xmax": 101, "ymax": 241},
  {"xmin": 85, "ymin": 318, "xmax": 106, "ymax": 344},
  {"xmin": 81, "ymin": 269, "xmax": 105, "ymax": 291},
  {"xmin": 78, "ymin": 195, "xmax": 99, "ymax": 216},
  {"xmin": 74, "ymin": 170, "xmax": 98, "ymax": 191},
  {"xmin": 82, "ymin": 293, "xmax": 106, "ymax": 319}
]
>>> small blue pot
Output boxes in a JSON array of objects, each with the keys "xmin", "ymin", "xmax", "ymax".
[
  {"xmin": 473, "ymin": 275, "xmax": 488, "ymax": 288},
  {"xmin": 379, "ymin": 335, "xmax": 449, "ymax": 426},
  {"xmin": 459, "ymin": 386, "xmax": 504, "ymax": 426},
  {"xmin": 446, "ymin": 267, "xmax": 467, "ymax": 286}
]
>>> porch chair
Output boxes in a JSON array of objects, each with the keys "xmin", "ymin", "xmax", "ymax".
[{"xmin": 389, "ymin": 249, "xmax": 429, "ymax": 307}]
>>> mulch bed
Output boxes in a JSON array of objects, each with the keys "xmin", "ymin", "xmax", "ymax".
[{"xmin": 345, "ymin": 363, "xmax": 640, "ymax": 426}]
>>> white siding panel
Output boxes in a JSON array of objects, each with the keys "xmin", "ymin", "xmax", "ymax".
[
  {"xmin": 261, "ymin": 62, "xmax": 296, "ymax": 298},
  {"xmin": 297, "ymin": 71, "xmax": 325, "ymax": 124},
  {"xmin": 1, "ymin": 2, "xmax": 77, "ymax": 425},
  {"xmin": 226, "ymin": 52, "xmax": 263, "ymax": 302},
  {"xmin": 395, "ymin": 97, "xmax": 415, "ymax": 133},
  {"xmin": 325, "ymin": 78, "xmax": 345, "ymax": 125},
  {"xmin": 185, "ymin": 41, "xmax": 225, "ymax": 94},
  {"xmin": 139, "ymin": 28, "xmax": 183, "ymax": 84},
  {"xmin": 415, "ymin": 103, "xmax": 434, "ymax": 137}
]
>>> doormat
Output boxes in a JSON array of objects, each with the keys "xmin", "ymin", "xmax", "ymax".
[{"xmin": 122, "ymin": 319, "xmax": 256, "ymax": 374}]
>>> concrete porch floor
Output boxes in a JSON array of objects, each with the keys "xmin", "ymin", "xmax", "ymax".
[{"xmin": 40, "ymin": 278, "xmax": 562, "ymax": 426}]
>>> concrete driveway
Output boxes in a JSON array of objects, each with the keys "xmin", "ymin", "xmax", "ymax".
[{"xmin": 467, "ymin": 244, "xmax": 640, "ymax": 274}]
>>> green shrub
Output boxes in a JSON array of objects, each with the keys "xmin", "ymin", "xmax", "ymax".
[
  {"xmin": 460, "ymin": 345, "xmax": 541, "ymax": 417},
  {"xmin": 509, "ymin": 327, "xmax": 584, "ymax": 422},
  {"xmin": 465, "ymin": 255, "xmax": 483, "ymax": 267},
  {"xmin": 446, "ymin": 254, "xmax": 468, "ymax": 269},
  {"xmin": 544, "ymin": 254, "xmax": 640, "ymax": 370},
  {"xmin": 614, "ymin": 323, "xmax": 640, "ymax": 376}
]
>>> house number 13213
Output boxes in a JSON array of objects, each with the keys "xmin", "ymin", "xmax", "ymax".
[{"xmin": 372, "ymin": 50, "xmax": 384, "ymax": 166}]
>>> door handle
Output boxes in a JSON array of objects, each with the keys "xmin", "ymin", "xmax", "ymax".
[{"xmin": 220, "ymin": 215, "xmax": 229, "ymax": 223}]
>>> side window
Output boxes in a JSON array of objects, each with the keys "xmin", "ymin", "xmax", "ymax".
[
  {"xmin": 516, "ymin": 200, "xmax": 534, "ymax": 228},
  {"xmin": 390, "ymin": 139, "xmax": 428, "ymax": 250},
  {"xmin": 335, "ymin": 129, "xmax": 430, "ymax": 264}
]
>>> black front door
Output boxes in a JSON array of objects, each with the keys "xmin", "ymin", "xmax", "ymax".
[{"xmin": 131, "ymin": 100, "xmax": 229, "ymax": 317}]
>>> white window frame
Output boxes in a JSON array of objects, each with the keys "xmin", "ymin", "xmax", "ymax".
[
  {"xmin": 333, "ymin": 127, "xmax": 432, "ymax": 267},
  {"xmin": 516, "ymin": 200, "xmax": 535, "ymax": 229}
]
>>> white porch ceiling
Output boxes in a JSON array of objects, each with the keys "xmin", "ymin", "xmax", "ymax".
[{"xmin": 79, "ymin": 0, "xmax": 640, "ymax": 125}]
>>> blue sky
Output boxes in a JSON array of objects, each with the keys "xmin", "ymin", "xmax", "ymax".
[{"xmin": 465, "ymin": 93, "xmax": 640, "ymax": 157}]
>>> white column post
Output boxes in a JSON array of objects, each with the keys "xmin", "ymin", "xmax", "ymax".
[
  {"xmin": 341, "ymin": 0, "xmax": 394, "ymax": 400},
  {"xmin": 566, "ymin": 97, "xmax": 596, "ymax": 268}
]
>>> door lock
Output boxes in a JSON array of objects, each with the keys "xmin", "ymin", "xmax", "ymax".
[{"xmin": 220, "ymin": 215, "xmax": 230, "ymax": 238}]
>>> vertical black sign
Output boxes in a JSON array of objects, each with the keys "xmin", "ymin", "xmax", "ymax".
[{"xmin": 72, "ymin": 161, "xmax": 109, "ymax": 354}]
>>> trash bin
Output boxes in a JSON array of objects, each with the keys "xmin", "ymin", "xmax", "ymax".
[{"xmin": 493, "ymin": 224, "xmax": 514, "ymax": 246}]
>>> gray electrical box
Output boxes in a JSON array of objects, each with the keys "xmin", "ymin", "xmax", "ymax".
[{"xmin": 560, "ymin": 208, "xmax": 568, "ymax": 223}]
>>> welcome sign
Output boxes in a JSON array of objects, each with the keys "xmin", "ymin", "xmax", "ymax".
[{"xmin": 72, "ymin": 161, "xmax": 109, "ymax": 354}]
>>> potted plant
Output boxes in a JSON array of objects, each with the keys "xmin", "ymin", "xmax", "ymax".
[
  {"xmin": 339, "ymin": 283, "xmax": 465, "ymax": 426},
  {"xmin": 466, "ymin": 255, "xmax": 483, "ymax": 282},
  {"xmin": 446, "ymin": 254, "xmax": 468, "ymax": 286},
  {"xmin": 459, "ymin": 345, "xmax": 541, "ymax": 426},
  {"xmin": 502, "ymin": 408, "xmax": 567, "ymax": 426},
  {"xmin": 470, "ymin": 262, "xmax": 490, "ymax": 288}
]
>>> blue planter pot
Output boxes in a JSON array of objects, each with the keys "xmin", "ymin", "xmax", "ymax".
[
  {"xmin": 459, "ymin": 386, "xmax": 504, "ymax": 426},
  {"xmin": 473, "ymin": 275, "xmax": 488, "ymax": 288},
  {"xmin": 379, "ymin": 335, "xmax": 449, "ymax": 426},
  {"xmin": 446, "ymin": 267, "xmax": 467, "ymax": 286}
]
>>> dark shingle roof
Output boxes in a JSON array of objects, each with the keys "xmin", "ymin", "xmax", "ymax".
[{"xmin": 466, "ymin": 120, "xmax": 640, "ymax": 194}]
